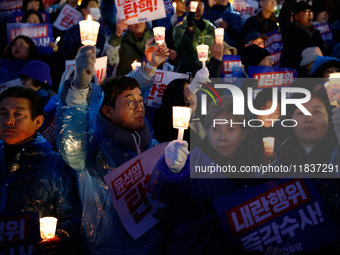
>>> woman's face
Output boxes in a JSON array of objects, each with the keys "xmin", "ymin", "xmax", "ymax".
[
  {"xmin": 316, "ymin": 11, "xmax": 329, "ymax": 24},
  {"xmin": 208, "ymin": 113, "xmax": 246, "ymax": 158},
  {"xmin": 292, "ymin": 97, "xmax": 329, "ymax": 148},
  {"xmin": 26, "ymin": 0, "xmax": 40, "ymax": 11},
  {"xmin": 323, "ymin": 66, "xmax": 340, "ymax": 78},
  {"xmin": 12, "ymin": 38, "xmax": 30, "ymax": 60},
  {"xmin": 26, "ymin": 13, "xmax": 40, "ymax": 23}
]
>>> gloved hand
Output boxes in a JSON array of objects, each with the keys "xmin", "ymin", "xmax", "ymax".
[
  {"xmin": 332, "ymin": 107, "xmax": 340, "ymax": 146},
  {"xmin": 73, "ymin": 45, "xmax": 96, "ymax": 89},
  {"xmin": 165, "ymin": 140, "xmax": 189, "ymax": 173},
  {"xmin": 187, "ymin": 11, "xmax": 196, "ymax": 27},
  {"xmin": 188, "ymin": 67, "xmax": 211, "ymax": 94},
  {"xmin": 170, "ymin": 12, "xmax": 178, "ymax": 26}
]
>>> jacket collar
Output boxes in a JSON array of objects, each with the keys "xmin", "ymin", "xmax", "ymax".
[
  {"xmin": 256, "ymin": 10, "xmax": 277, "ymax": 22},
  {"xmin": 96, "ymin": 113, "xmax": 151, "ymax": 155}
]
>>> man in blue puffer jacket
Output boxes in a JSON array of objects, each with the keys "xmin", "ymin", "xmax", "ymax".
[{"xmin": 55, "ymin": 45, "xmax": 168, "ymax": 254}]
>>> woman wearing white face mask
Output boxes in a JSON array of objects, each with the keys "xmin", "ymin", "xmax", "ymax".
[{"xmin": 62, "ymin": 0, "xmax": 110, "ymax": 60}]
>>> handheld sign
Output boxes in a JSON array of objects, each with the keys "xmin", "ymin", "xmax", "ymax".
[
  {"xmin": 315, "ymin": 23, "xmax": 334, "ymax": 48},
  {"xmin": 53, "ymin": 4, "xmax": 83, "ymax": 31},
  {"xmin": 220, "ymin": 55, "xmax": 243, "ymax": 83},
  {"xmin": 115, "ymin": 0, "xmax": 166, "ymax": 25},
  {"xmin": 7, "ymin": 23, "xmax": 53, "ymax": 55},
  {"xmin": 0, "ymin": 0, "xmax": 22, "ymax": 23},
  {"xmin": 264, "ymin": 30, "xmax": 283, "ymax": 67},
  {"xmin": 104, "ymin": 143, "xmax": 168, "ymax": 240},
  {"xmin": 214, "ymin": 178, "xmax": 340, "ymax": 254}
]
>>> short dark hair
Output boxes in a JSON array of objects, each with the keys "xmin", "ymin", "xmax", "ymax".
[
  {"xmin": 21, "ymin": 9, "xmax": 44, "ymax": 23},
  {"xmin": 5, "ymin": 36, "xmax": 39, "ymax": 61},
  {"xmin": 162, "ymin": 78, "xmax": 190, "ymax": 107},
  {"xmin": 100, "ymin": 76, "xmax": 141, "ymax": 114},
  {"xmin": 0, "ymin": 86, "xmax": 44, "ymax": 119},
  {"xmin": 253, "ymin": 88, "xmax": 281, "ymax": 110},
  {"xmin": 22, "ymin": 0, "xmax": 45, "ymax": 12},
  {"xmin": 78, "ymin": 0, "xmax": 98, "ymax": 10}
]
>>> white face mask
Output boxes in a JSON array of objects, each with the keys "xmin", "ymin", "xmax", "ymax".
[{"xmin": 90, "ymin": 7, "xmax": 101, "ymax": 20}]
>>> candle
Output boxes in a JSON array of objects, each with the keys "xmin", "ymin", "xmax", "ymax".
[
  {"xmin": 173, "ymin": 106, "xmax": 191, "ymax": 141},
  {"xmin": 173, "ymin": 2, "xmax": 176, "ymax": 11},
  {"xmin": 153, "ymin": 27, "xmax": 166, "ymax": 44},
  {"xmin": 263, "ymin": 137, "xmax": 275, "ymax": 154},
  {"xmin": 131, "ymin": 60, "xmax": 141, "ymax": 70},
  {"xmin": 190, "ymin": 1, "xmax": 198, "ymax": 12},
  {"xmin": 40, "ymin": 217, "xmax": 58, "ymax": 240},
  {"xmin": 79, "ymin": 15, "xmax": 100, "ymax": 46},
  {"xmin": 329, "ymin": 73, "xmax": 340, "ymax": 81},
  {"xmin": 196, "ymin": 44, "xmax": 209, "ymax": 68},
  {"xmin": 214, "ymin": 28, "xmax": 224, "ymax": 44}
]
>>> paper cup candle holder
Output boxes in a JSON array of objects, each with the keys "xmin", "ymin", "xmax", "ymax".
[
  {"xmin": 153, "ymin": 27, "xmax": 166, "ymax": 44},
  {"xmin": 40, "ymin": 217, "xmax": 58, "ymax": 240},
  {"xmin": 214, "ymin": 28, "xmax": 224, "ymax": 44},
  {"xmin": 324, "ymin": 73, "xmax": 340, "ymax": 108},
  {"xmin": 190, "ymin": 1, "xmax": 198, "ymax": 12},
  {"xmin": 79, "ymin": 15, "xmax": 100, "ymax": 46},
  {"xmin": 172, "ymin": 106, "xmax": 191, "ymax": 141},
  {"xmin": 196, "ymin": 44, "xmax": 209, "ymax": 68},
  {"xmin": 263, "ymin": 137, "xmax": 275, "ymax": 154}
]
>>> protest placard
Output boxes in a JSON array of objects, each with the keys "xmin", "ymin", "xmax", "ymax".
[
  {"xmin": 315, "ymin": 23, "xmax": 334, "ymax": 48},
  {"xmin": 220, "ymin": 55, "xmax": 243, "ymax": 83},
  {"xmin": 233, "ymin": 0, "xmax": 258, "ymax": 22},
  {"xmin": 249, "ymin": 66, "xmax": 297, "ymax": 88},
  {"xmin": 53, "ymin": 4, "xmax": 83, "ymax": 31},
  {"xmin": 0, "ymin": 211, "xmax": 40, "ymax": 255},
  {"xmin": 6, "ymin": 23, "xmax": 53, "ymax": 55},
  {"xmin": 115, "ymin": 0, "xmax": 166, "ymax": 25},
  {"xmin": 0, "ymin": 79, "xmax": 22, "ymax": 93},
  {"xmin": 65, "ymin": 56, "xmax": 108, "ymax": 85},
  {"xmin": 264, "ymin": 30, "xmax": 283, "ymax": 67},
  {"xmin": 214, "ymin": 178, "xmax": 340, "ymax": 254},
  {"xmin": 104, "ymin": 143, "xmax": 168, "ymax": 240},
  {"xmin": 146, "ymin": 70, "xmax": 189, "ymax": 108},
  {"xmin": 0, "ymin": 0, "xmax": 21, "ymax": 23}
]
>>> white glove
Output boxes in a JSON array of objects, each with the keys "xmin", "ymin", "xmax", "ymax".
[
  {"xmin": 170, "ymin": 13, "xmax": 178, "ymax": 26},
  {"xmin": 165, "ymin": 140, "xmax": 189, "ymax": 173},
  {"xmin": 189, "ymin": 67, "xmax": 211, "ymax": 94},
  {"xmin": 332, "ymin": 107, "xmax": 340, "ymax": 146},
  {"xmin": 73, "ymin": 45, "xmax": 96, "ymax": 90}
]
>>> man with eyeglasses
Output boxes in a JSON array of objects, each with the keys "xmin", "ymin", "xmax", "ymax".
[
  {"xmin": 278, "ymin": 0, "xmax": 325, "ymax": 70},
  {"xmin": 55, "ymin": 45, "xmax": 168, "ymax": 255}
]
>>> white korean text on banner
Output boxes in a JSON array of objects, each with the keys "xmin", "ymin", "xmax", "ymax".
[
  {"xmin": 12, "ymin": 11, "xmax": 50, "ymax": 23},
  {"xmin": 0, "ymin": 0, "xmax": 21, "ymax": 23},
  {"xmin": 164, "ymin": 0, "xmax": 173, "ymax": 17},
  {"xmin": 264, "ymin": 30, "xmax": 283, "ymax": 67},
  {"xmin": 232, "ymin": 0, "xmax": 258, "ymax": 22},
  {"xmin": 147, "ymin": 70, "xmax": 189, "ymax": 108},
  {"xmin": 115, "ymin": 0, "xmax": 166, "ymax": 25},
  {"xmin": 0, "ymin": 211, "xmax": 40, "ymax": 255},
  {"xmin": 7, "ymin": 23, "xmax": 53, "ymax": 55},
  {"xmin": 214, "ymin": 178, "xmax": 340, "ymax": 254},
  {"xmin": 315, "ymin": 23, "xmax": 334, "ymax": 48},
  {"xmin": 220, "ymin": 55, "xmax": 243, "ymax": 83},
  {"xmin": 53, "ymin": 4, "xmax": 83, "ymax": 31},
  {"xmin": 104, "ymin": 143, "xmax": 168, "ymax": 240},
  {"xmin": 65, "ymin": 56, "xmax": 108, "ymax": 84},
  {"xmin": 0, "ymin": 79, "xmax": 22, "ymax": 93}
]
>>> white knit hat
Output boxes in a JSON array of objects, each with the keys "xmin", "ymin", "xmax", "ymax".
[{"xmin": 299, "ymin": 46, "xmax": 323, "ymax": 67}]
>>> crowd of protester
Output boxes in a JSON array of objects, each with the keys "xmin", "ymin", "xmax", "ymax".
[{"xmin": 2, "ymin": 0, "xmax": 340, "ymax": 253}]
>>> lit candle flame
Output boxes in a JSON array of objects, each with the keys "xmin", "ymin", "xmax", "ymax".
[
  {"xmin": 78, "ymin": 0, "xmax": 81, "ymax": 5},
  {"xmin": 173, "ymin": 2, "xmax": 176, "ymax": 9},
  {"xmin": 87, "ymin": 14, "xmax": 92, "ymax": 21}
]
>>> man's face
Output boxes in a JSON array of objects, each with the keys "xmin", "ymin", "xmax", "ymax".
[
  {"xmin": 174, "ymin": 0, "xmax": 186, "ymax": 13},
  {"xmin": 260, "ymin": 0, "xmax": 277, "ymax": 14},
  {"xmin": 0, "ymin": 98, "xmax": 42, "ymax": 145},
  {"xmin": 128, "ymin": 22, "xmax": 146, "ymax": 38},
  {"xmin": 108, "ymin": 88, "xmax": 145, "ymax": 132},
  {"xmin": 294, "ymin": 9, "xmax": 313, "ymax": 27}
]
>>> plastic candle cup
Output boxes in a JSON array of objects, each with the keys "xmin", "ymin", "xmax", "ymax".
[
  {"xmin": 190, "ymin": 1, "xmax": 198, "ymax": 12},
  {"xmin": 131, "ymin": 60, "xmax": 141, "ymax": 70},
  {"xmin": 172, "ymin": 106, "xmax": 191, "ymax": 141},
  {"xmin": 40, "ymin": 217, "xmax": 58, "ymax": 240},
  {"xmin": 153, "ymin": 27, "xmax": 166, "ymax": 44},
  {"xmin": 79, "ymin": 15, "xmax": 100, "ymax": 46},
  {"xmin": 214, "ymin": 28, "xmax": 224, "ymax": 44},
  {"xmin": 263, "ymin": 137, "xmax": 275, "ymax": 154},
  {"xmin": 324, "ymin": 73, "xmax": 340, "ymax": 108},
  {"xmin": 196, "ymin": 44, "xmax": 209, "ymax": 68}
]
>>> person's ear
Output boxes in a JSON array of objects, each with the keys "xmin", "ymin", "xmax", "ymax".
[
  {"xmin": 259, "ymin": 0, "xmax": 263, "ymax": 8},
  {"xmin": 101, "ymin": 105, "xmax": 114, "ymax": 119},
  {"xmin": 35, "ymin": 115, "xmax": 44, "ymax": 130},
  {"xmin": 294, "ymin": 13, "xmax": 299, "ymax": 22}
]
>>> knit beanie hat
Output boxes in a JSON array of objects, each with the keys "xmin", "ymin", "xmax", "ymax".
[
  {"xmin": 241, "ymin": 45, "xmax": 271, "ymax": 73},
  {"xmin": 18, "ymin": 60, "xmax": 52, "ymax": 86},
  {"xmin": 311, "ymin": 56, "xmax": 340, "ymax": 77}
]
